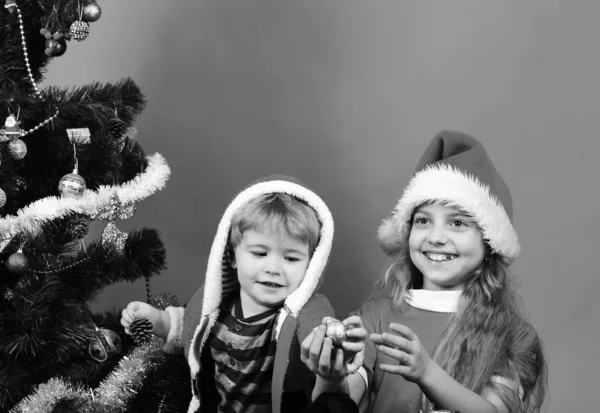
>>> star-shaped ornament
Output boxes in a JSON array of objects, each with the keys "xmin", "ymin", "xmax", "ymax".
[{"xmin": 90, "ymin": 192, "xmax": 136, "ymax": 253}]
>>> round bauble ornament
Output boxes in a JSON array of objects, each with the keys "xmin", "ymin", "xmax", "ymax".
[
  {"xmin": 7, "ymin": 250, "xmax": 29, "ymax": 275},
  {"xmin": 58, "ymin": 171, "xmax": 87, "ymax": 199},
  {"xmin": 45, "ymin": 38, "xmax": 67, "ymax": 57},
  {"xmin": 0, "ymin": 188, "xmax": 6, "ymax": 208},
  {"xmin": 8, "ymin": 139, "xmax": 27, "ymax": 159},
  {"xmin": 324, "ymin": 317, "xmax": 348, "ymax": 347},
  {"xmin": 82, "ymin": 2, "xmax": 102, "ymax": 22},
  {"xmin": 89, "ymin": 326, "xmax": 122, "ymax": 362},
  {"xmin": 69, "ymin": 20, "xmax": 90, "ymax": 42}
]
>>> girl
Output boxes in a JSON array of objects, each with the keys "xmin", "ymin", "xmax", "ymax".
[{"xmin": 302, "ymin": 131, "xmax": 548, "ymax": 413}]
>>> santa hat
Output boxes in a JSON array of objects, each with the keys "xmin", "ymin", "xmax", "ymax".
[{"xmin": 378, "ymin": 130, "xmax": 520, "ymax": 262}]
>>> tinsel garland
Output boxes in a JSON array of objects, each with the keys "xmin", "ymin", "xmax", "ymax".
[
  {"xmin": 0, "ymin": 153, "xmax": 170, "ymax": 252},
  {"xmin": 11, "ymin": 338, "xmax": 165, "ymax": 413}
]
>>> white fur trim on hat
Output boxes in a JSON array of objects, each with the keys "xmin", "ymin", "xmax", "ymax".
[{"xmin": 378, "ymin": 164, "xmax": 520, "ymax": 261}]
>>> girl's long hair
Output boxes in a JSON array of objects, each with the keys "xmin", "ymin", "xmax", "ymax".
[{"xmin": 372, "ymin": 223, "xmax": 548, "ymax": 412}]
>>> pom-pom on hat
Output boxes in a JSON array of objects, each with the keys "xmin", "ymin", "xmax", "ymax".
[{"xmin": 377, "ymin": 130, "xmax": 520, "ymax": 262}]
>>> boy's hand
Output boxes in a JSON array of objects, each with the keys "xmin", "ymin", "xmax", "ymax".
[
  {"xmin": 120, "ymin": 301, "xmax": 164, "ymax": 336},
  {"xmin": 370, "ymin": 322, "xmax": 433, "ymax": 384},
  {"xmin": 301, "ymin": 316, "xmax": 367, "ymax": 384}
]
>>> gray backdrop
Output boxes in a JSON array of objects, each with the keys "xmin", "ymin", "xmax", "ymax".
[{"xmin": 45, "ymin": 1, "xmax": 599, "ymax": 411}]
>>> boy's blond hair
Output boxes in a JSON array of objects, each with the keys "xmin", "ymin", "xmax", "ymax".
[{"xmin": 229, "ymin": 193, "xmax": 321, "ymax": 256}]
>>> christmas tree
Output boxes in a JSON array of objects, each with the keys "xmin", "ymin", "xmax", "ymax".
[{"xmin": 0, "ymin": 1, "xmax": 190, "ymax": 412}]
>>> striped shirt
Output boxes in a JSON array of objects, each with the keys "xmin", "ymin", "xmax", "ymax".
[{"xmin": 209, "ymin": 294, "xmax": 280, "ymax": 413}]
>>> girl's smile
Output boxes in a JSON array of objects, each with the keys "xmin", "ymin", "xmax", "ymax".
[
  {"xmin": 409, "ymin": 203, "xmax": 485, "ymax": 291},
  {"xmin": 422, "ymin": 252, "xmax": 457, "ymax": 262}
]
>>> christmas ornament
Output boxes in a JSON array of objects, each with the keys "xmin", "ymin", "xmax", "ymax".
[
  {"xmin": 9, "ymin": 175, "xmax": 27, "ymax": 193},
  {"xmin": 58, "ymin": 171, "xmax": 87, "ymax": 199},
  {"xmin": 130, "ymin": 318, "xmax": 153, "ymax": 345},
  {"xmin": 90, "ymin": 192, "xmax": 136, "ymax": 253},
  {"xmin": 145, "ymin": 276, "xmax": 152, "ymax": 303},
  {"xmin": 4, "ymin": 0, "xmax": 16, "ymax": 13},
  {"xmin": 4, "ymin": 288, "xmax": 14, "ymax": 300},
  {"xmin": 0, "ymin": 188, "xmax": 6, "ymax": 208},
  {"xmin": 324, "ymin": 317, "xmax": 348, "ymax": 347},
  {"xmin": 40, "ymin": 27, "xmax": 53, "ymax": 40},
  {"xmin": 107, "ymin": 117, "xmax": 128, "ymax": 140},
  {"xmin": 70, "ymin": 217, "xmax": 91, "ymax": 240},
  {"xmin": 82, "ymin": 1, "xmax": 102, "ymax": 22},
  {"xmin": 66, "ymin": 128, "xmax": 91, "ymax": 144},
  {"xmin": 6, "ymin": 248, "xmax": 29, "ymax": 274},
  {"xmin": 8, "ymin": 138, "xmax": 27, "ymax": 159},
  {"xmin": 59, "ymin": 142, "xmax": 87, "ymax": 199},
  {"xmin": 1, "ymin": 110, "xmax": 60, "ymax": 145},
  {"xmin": 89, "ymin": 326, "xmax": 122, "ymax": 362},
  {"xmin": 45, "ymin": 38, "xmax": 67, "ymax": 57},
  {"xmin": 149, "ymin": 292, "xmax": 181, "ymax": 310},
  {"xmin": 1, "ymin": 114, "xmax": 23, "ymax": 142},
  {"xmin": 70, "ymin": 20, "xmax": 90, "ymax": 42},
  {"xmin": 9, "ymin": 3, "xmax": 43, "ymax": 98},
  {"xmin": 14, "ymin": 340, "xmax": 165, "ymax": 413}
]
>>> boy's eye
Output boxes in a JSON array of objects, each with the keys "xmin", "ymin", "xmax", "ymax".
[{"xmin": 285, "ymin": 256, "xmax": 301, "ymax": 262}]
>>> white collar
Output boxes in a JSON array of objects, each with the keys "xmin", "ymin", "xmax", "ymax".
[{"xmin": 405, "ymin": 289, "xmax": 462, "ymax": 313}]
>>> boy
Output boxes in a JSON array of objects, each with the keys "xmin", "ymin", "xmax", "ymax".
[{"xmin": 121, "ymin": 175, "xmax": 363, "ymax": 413}]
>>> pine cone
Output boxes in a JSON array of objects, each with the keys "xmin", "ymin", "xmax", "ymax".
[
  {"xmin": 130, "ymin": 318, "xmax": 153, "ymax": 345},
  {"xmin": 70, "ymin": 217, "xmax": 90, "ymax": 240},
  {"xmin": 107, "ymin": 118, "xmax": 128, "ymax": 140}
]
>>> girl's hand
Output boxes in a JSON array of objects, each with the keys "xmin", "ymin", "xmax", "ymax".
[
  {"xmin": 370, "ymin": 323, "xmax": 433, "ymax": 384},
  {"xmin": 336, "ymin": 315, "xmax": 367, "ymax": 363},
  {"xmin": 301, "ymin": 316, "xmax": 367, "ymax": 384},
  {"xmin": 120, "ymin": 301, "xmax": 163, "ymax": 335}
]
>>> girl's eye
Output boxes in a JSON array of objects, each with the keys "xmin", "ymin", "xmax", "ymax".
[
  {"xmin": 413, "ymin": 217, "xmax": 429, "ymax": 225},
  {"xmin": 251, "ymin": 251, "xmax": 267, "ymax": 257},
  {"xmin": 451, "ymin": 220, "xmax": 468, "ymax": 228}
]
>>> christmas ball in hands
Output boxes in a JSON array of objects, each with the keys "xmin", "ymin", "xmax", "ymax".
[
  {"xmin": 8, "ymin": 139, "xmax": 27, "ymax": 159},
  {"xmin": 58, "ymin": 172, "xmax": 86, "ymax": 199},
  {"xmin": 324, "ymin": 317, "xmax": 348, "ymax": 347},
  {"xmin": 7, "ymin": 251, "xmax": 29, "ymax": 274},
  {"xmin": 45, "ymin": 38, "xmax": 67, "ymax": 56},
  {"xmin": 82, "ymin": 2, "xmax": 102, "ymax": 22}
]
